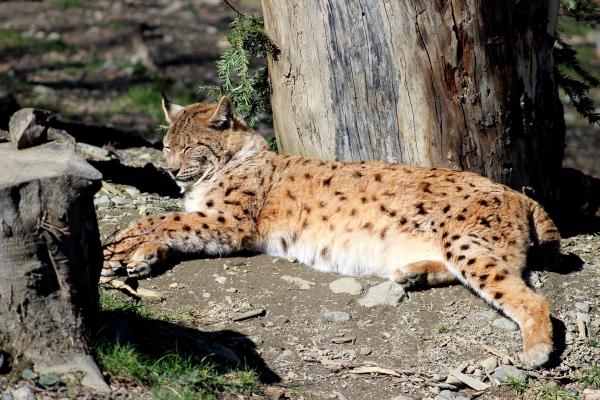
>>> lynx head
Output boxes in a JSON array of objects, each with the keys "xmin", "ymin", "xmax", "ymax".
[{"xmin": 161, "ymin": 94, "xmax": 266, "ymax": 192}]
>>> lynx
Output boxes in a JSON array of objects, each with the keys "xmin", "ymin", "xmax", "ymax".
[{"xmin": 103, "ymin": 96, "xmax": 561, "ymax": 368}]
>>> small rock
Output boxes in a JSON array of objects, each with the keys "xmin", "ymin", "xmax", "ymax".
[
  {"xmin": 2, "ymin": 392, "xmax": 13, "ymax": 400},
  {"xmin": 276, "ymin": 349, "xmax": 295, "ymax": 361},
  {"xmin": 93, "ymin": 194, "xmax": 111, "ymax": 206},
  {"xmin": 323, "ymin": 311, "xmax": 351, "ymax": 322},
  {"xmin": 20, "ymin": 369, "xmax": 37, "ymax": 380},
  {"xmin": 389, "ymin": 395, "xmax": 416, "ymax": 400},
  {"xmin": 480, "ymin": 357, "xmax": 497, "ymax": 372},
  {"xmin": 11, "ymin": 387, "xmax": 34, "ymax": 400},
  {"xmin": 274, "ymin": 315, "xmax": 289, "ymax": 326},
  {"xmin": 434, "ymin": 390, "xmax": 470, "ymax": 400},
  {"xmin": 490, "ymin": 366, "xmax": 526, "ymax": 384},
  {"xmin": 358, "ymin": 281, "xmax": 406, "ymax": 307},
  {"xmin": 214, "ymin": 276, "xmax": 227, "ymax": 285},
  {"xmin": 473, "ymin": 369, "xmax": 483, "ymax": 378},
  {"xmin": 429, "ymin": 386, "xmax": 441, "ymax": 395},
  {"xmin": 286, "ymin": 256, "xmax": 298, "ymax": 263},
  {"xmin": 492, "ymin": 317, "xmax": 518, "ymax": 331},
  {"xmin": 445, "ymin": 374, "xmax": 463, "ymax": 386},
  {"xmin": 432, "ymin": 373, "xmax": 446, "ymax": 382},
  {"xmin": 281, "ymin": 275, "xmax": 314, "ymax": 290},
  {"xmin": 169, "ymin": 282, "xmax": 178, "ymax": 289},
  {"xmin": 38, "ymin": 375, "xmax": 60, "ymax": 387},
  {"xmin": 202, "ymin": 292, "xmax": 210, "ymax": 298},
  {"xmin": 123, "ymin": 186, "xmax": 141, "ymax": 197},
  {"xmin": 329, "ymin": 277, "xmax": 363, "ymax": 295},
  {"xmin": 577, "ymin": 312, "xmax": 591, "ymax": 324},
  {"xmin": 111, "ymin": 196, "xmax": 128, "ymax": 206},
  {"xmin": 575, "ymin": 302, "xmax": 590, "ymax": 313},
  {"xmin": 359, "ymin": 347, "xmax": 373, "ymax": 355},
  {"xmin": 9, "ymin": 108, "xmax": 55, "ymax": 149}
]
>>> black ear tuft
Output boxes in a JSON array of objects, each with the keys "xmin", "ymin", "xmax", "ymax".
[{"xmin": 161, "ymin": 92, "xmax": 185, "ymax": 124}]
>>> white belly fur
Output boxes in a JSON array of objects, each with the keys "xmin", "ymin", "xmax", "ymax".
[{"xmin": 261, "ymin": 231, "xmax": 443, "ymax": 279}]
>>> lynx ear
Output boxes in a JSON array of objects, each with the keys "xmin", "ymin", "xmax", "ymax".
[
  {"xmin": 161, "ymin": 92, "xmax": 185, "ymax": 124},
  {"xmin": 208, "ymin": 96, "xmax": 233, "ymax": 130}
]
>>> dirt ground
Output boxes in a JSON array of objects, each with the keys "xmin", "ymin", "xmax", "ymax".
[{"xmin": 1, "ymin": 1, "xmax": 599, "ymax": 399}]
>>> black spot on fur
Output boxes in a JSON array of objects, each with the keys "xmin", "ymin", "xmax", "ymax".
[
  {"xmin": 280, "ymin": 238, "xmax": 288, "ymax": 252},
  {"xmin": 242, "ymin": 190, "xmax": 256, "ymax": 196},
  {"xmin": 443, "ymin": 205, "xmax": 451, "ymax": 213},
  {"xmin": 323, "ymin": 176, "xmax": 333, "ymax": 186},
  {"xmin": 183, "ymin": 225, "xmax": 191, "ymax": 231},
  {"xmin": 353, "ymin": 171, "xmax": 363, "ymax": 178},
  {"xmin": 479, "ymin": 218, "xmax": 491, "ymax": 227},
  {"xmin": 494, "ymin": 292, "xmax": 503, "ymax": 300},
  {"xmin": 478, "ymin": 200, "xmax": 488, "ymax": 206},
  {"xmin": 398, "ymin": 217, "xmax": 407, "ymax": 225},
  {"xmin": 173, "ymin": 215, "xmax": 181, "ymax": 221},
  {"xmin": 217, "ymin": 216, "xmax": 226, "ymax": 224},
  {"xmin": 362, "ymin": 222, "xmax": 373, "ymax": 230},
  {"xmin": 304, "ymin": 173, "xmax": 312, "ymax": 179},
  {"xmin": 202, "ymin": 223, "xmax": 209, "ymax": 229},
  {"xmin": 467, "ymin": 258, "xmax": 476, "ymax": 265},
  {"xmin": 197, "ymin": 211, "xmax": 206, "ymax": 218},
  {"xmin": 374, "ymin": 173, "xmax": 382, "ymax": 182},
  {"xmin": 415, "ymin": 202, "xmax": 427, "ymax": 215},
  {"xmin": 456, "ymin": 215, "xmax": 466, "ymax": 221},
  {"xmin": 206, "ymin": 200, "xmax": 214, "ymax": 208},
  {"xmin": 460, "ymin": 244, "xmax": 470, "ymax": 250},
  {"xmin": 457, "ymin": 255, "xmax": 465, "ymax": 261}
]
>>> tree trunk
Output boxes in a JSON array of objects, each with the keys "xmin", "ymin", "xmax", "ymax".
[
  {"xmin": 0, "ymin": 113, "xmax": 108, "ymax": 392},
  {"xmin": 262, "ymin": 0, "xmax": 564, "ymax": 205}
]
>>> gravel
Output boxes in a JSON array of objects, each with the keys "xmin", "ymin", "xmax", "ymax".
[
  {"xmin": 329, "ymin": 277, "xmax": 363, "ymax": 295},
  {"xmin": 323, "ymin": 311, "xmax": 351, "ymax": 322}
]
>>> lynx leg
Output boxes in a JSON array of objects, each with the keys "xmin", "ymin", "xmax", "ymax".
[
  {"xmin": 442, "ymin": 234, "xmax": 553, "ymax": 368},
  {"xmin": 103, "ymin": 211, "xmax": 254, "ymax": 278},
  {"xmin": 392, "ymin": 260, "xmax": 457, "ymax": 288}
]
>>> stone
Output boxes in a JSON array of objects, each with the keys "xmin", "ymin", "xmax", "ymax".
[
  {"xmin": 492, "ymin": 317, "xmax": 518, "ymax": 331},
  {"xmin": 329, "ymin": 277, "xmax": 363, "ymax": 295},
  {"xmin": 576, "ymin": 302, "xmax": 591, "ymax": 313},
  {"xmin": 276, "ymin": 349, "xmax": 295, "ymax": 361},
  {"xmin": 274, "ymin": 315, "xmax": 289, "ymax": 326},
  {"xmin": 490, "ymin": 366, "xmax": 527, "ymax": 384},
  {"xmin": 434, "ymin": 390, "xmax": 470, "ymax": 400},
  {"xmin": 358, "ymin": 281, "xmax": 406, "ymax": 307},
  {"xmin": 359, "ymin": 347, "xmax": 373, "ymax": 355},
  {"xmin": 20, "ymin": 369, "xmax": 37, "ymax": 380},
  {"xmin": 38, "ymin": 375, "xmax": 60, "ymax": 387},
  {"xmin": 214, "ymin": 276, "xmax": 227, "ymax": 285},
  {"xmin": 323, "ymin": 311, "xmax": 351, "ymax": 322},
  {"xmin": 281, "ymin": 275, "xmax": 314, "ymax": 290},
  {"xmin": 9, "ymin": 108, "xmax": 55, "ymax": 149},
  {"xmin": 11, "ymin": 387, "xmax": 34, "ymax": 400},
  {"xmin": 479, "ymin": 357, "xmax": 497, "ymax": 372},
  {"xmin": 1, "ymin": 392, "xmax": 13, "ymax": 400},
  {"xmin": 577, "ymin": 312, "xmax": 591, "ymax": 324},
  {"xmin": 389, "ymin": 395, "xmax": 416, "ymax": 400}
]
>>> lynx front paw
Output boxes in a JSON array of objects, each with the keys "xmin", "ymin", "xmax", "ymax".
[{"xmin": 125, "ymin": 242, "xmax": 170, "ymax": 278}]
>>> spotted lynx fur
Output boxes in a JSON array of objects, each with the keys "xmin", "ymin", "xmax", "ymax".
[{"xmin": 103, "ymin": 96, "xmax": 561, "ymax": 368}]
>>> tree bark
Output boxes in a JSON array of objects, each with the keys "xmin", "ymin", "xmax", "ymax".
[
  {"xmin": 0, "ymin": 134, "xmax": 108, "ymax": 391},
  {"xmin": 263, "ymin": 0, "xmax": 564, "ymax": 205}
]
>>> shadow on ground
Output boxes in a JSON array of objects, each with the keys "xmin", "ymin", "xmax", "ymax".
[{"xmin": 96, "ymin": 292, "xmax": 281, "ymax": 385}]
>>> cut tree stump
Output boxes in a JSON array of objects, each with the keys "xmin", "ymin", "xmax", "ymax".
[{"xmin": 0, "ymin": 109, "xmax": 108, "ymax": 392}]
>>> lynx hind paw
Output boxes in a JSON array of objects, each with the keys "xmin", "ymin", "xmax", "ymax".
[
  {"xmin": 393, "ymin": 270, "xmax": 427, "ymax": 288},
  {"xmin": 519, "ymin": 343, "xmax": 552, "ymax": 369},
  {"xmin": 126, "ymin": 242, "xmax": 170, "ymax": 278}
]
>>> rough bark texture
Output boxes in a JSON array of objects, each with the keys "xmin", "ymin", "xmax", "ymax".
[
  {"xmin": 263, "ymin": 0, "xmax": 564, "ymax": 205},
  {"xmin": 0, "ymin": 136, "xmax": 108, "ymax": 391}
]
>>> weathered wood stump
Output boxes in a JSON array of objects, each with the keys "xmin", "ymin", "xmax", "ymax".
[{"xmin": 0, "ymin": 109, "xmax": 108, "ymax": 392}]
